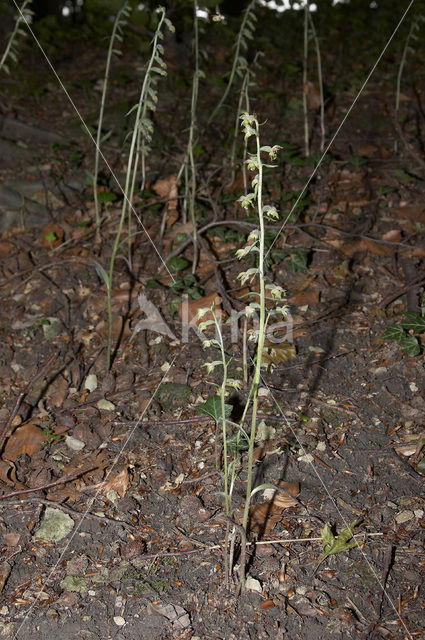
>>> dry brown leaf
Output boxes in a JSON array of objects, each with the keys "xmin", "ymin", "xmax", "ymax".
[
  {"xmin": 95, "ymin": 315, "xmax": 132, "ymax": 341},
  {"xmin": 304, "ymin": 81, "xmax": 321, "ymax": 111},
  {"xmin": 178, "ymin": 293, "xmax": 223, "ymax": 326},
  {"xmin": 289, "ymin": 290, "xmax": 320, "ymax": 306},
  {"xmin": 48, "ymin": 374, "xmax": 69, "ymax": 408},
  {"xmin": 3, "ymin": 422, "xmax": 46, "ymax": 461},
  {"xmin": 0, "ymin": 241, "xmax": 14, "ymax": 258},
  {"xmin": 262, "ymin": 340, "xmax": 296, "ymax": 366},
  {"xmin": 152, "ymin": 174, "xmax": 178, "ymax": 227},
  {"xmin": 0, "ymin": 563, "xmax": 11, "ymax": 594},
  {"xmin": 0, "ymin": 460, "xmax": 19, "ymax": 487},
  {"xmin": 62, "ymin": 448, "xmax": 110, "ymax": 481},
  {"xmin": 357, "ymin": 145, "xmax": 378, "ymax": 157},
  {"xmin": 3, "ymin": 532, "xmax": 20, "ymax": 547},
  {"xmin": 46, "ymin": 485, "xmax": 83, "ymax": 504},
  {"xmin": 248, "ymin": 503, "xmax": 283, "ymax": 534},
  {"xmin": 381, "ymin": 229, "xmax": 402, "ymax": 243},
  {"xmin": 98, "ymin": 467, "xmax": 129, "ymax": 498},
  {"xmin": 396, "ymin": 205, "xmax": 425, "ymax": 225},
  {"xmin": 273, "ymin": 481, "xmax": 300, "ymax": 509}
]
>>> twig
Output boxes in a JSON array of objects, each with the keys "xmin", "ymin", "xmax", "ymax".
[
  {"xmin": 380, "ymin": 275, "xmax": 425, "ymax": 308},
  {"xmin": 0, "ymin": 351, "xmax": 58, "ymax": 453},
  {"xmin": 163, "ymin": 218, "xmax": 414, "ymax": 266},
  {"xmin": 0, "ymin": 465, "xmax": 96, "ymax": 500}
]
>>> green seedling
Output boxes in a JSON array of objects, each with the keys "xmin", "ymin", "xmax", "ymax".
[
  {"xmin": 316, "ymin": 519, "xmax": 359, "ymax": 571},
  {"xmin": 129, "ymin": 558, "xmax": 174, "ymax": 595},
  {"xmin": 42, "ymin": 427, "xmax": 62, "ymax": 444},
  {"xmin": 147, "ymin": 255, "xmax": 203, "ymax": 312},
  {"xmin": 382, "ymin": 309, "xmax": 425, "ymax": 356}
]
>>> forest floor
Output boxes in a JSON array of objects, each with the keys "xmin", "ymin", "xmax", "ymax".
[{"xmin": 0, "ymin": 5, "xmax": 424, "ymax": 640}]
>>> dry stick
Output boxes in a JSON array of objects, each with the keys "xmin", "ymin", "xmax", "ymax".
[
  {"xmin": 1, "ymin": 496, "xmax": 136, "ymax": 530},
  {"xmin": 380, "ymin": 275, "xmax": 425, "ymax": 308},
  {"xmin": 0, "ymin": 351, "xmax": 58, "ymax": 453},
  {"xmin": 163, "ymin": 219, "xmax": 414, "ymax": 265},
  {"xmin": 138, "ymin": 531, "xmax": 384, "ymax": 561},
  {"xmin": 0, "ymin": 466, "xmax": 96, "ymax": 500}
]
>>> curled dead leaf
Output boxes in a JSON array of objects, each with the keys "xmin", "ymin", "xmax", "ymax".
[
  {"xmin": 97, "ymin": 467, "xmax": 129, "ymax": 498},
  {"xmin": 3, "ymin": 422, "xmax": 46, "ymax": 461}
]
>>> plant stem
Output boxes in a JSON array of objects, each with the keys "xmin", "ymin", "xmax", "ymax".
[
  {"xmin": 93, "ymin": 2, "xmax": 129, "ymax": 236},
  {"xmin": 308, "ymin": 9, "xmax": 325, "ymax": 152},
  {"xmin": 303, "ymin": 1, "xmax": 310, "ymax": 157},
  {"xmin": 241, "ymin": 122, "xmax": 267, "ymax": 535}
]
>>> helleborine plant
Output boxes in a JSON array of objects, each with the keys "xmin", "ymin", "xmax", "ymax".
[{"xmin": 198, "ymin": 113, "xmax": 288, "ymax": 592}]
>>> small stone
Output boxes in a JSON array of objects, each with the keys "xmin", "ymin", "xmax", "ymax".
[{"xmin": 395, "ymin": 510, "xmax": 414, "ymax": 524}]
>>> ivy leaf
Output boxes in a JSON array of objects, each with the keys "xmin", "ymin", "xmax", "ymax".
[
  {"xmin": 381, "ymin": 324, "xmax": 405, "ymax": 342},
  {"xmin": 400, "ymin": 312, "xmax": 425, "ymax": 334},
  {"xmin": 288, "ymin": 248, "xmax": 310, "ymax": 272},
  {"xmin": 399, "ymin": 334, "xmax": 421, "ymax": 356},
  {"xmin": 195, "ymin": 396, "xmax": 232, "ymax": 425},
  {"xmin": 167, "ymin": 256, "xmax": 190, "ymax": 272}
]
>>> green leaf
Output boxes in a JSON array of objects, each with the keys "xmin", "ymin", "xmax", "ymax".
[
  {"xmin": 381, "ymin": 324, "xmax": 405, "ymax": 342},
  {"xmin": 167, "ymin": 256, "xmax": 190, "ymax": 272},
  {"xmin": 400, "ymin": 312, "xmax": 425, "ymax": 334},
  {"xmin": 395, "ymin": 169, "xmax": 418, "ymax": 184},
  {"xmin": 288, "ymin": 248, "xmax": 310, "ymax": 272},
  {"xmin": 226, "ymin": 429, "xmax": 249, "ymax": 454},
  {"xmin": 145, "ymin": 279, "xmax": 166, "ymax": 290},
  {"xmin": 195, "ymin": 396, "xmax": 232, "ymax": 425},
  {"xmin": 170, "ymin": 297, "xmax": 182, "ymax": 314},
  {"xmin": 98, "ymin": 191, "xmax": 117, "ymax": 205},
  {"xmin": 298, "ymin": 412, "xmax": 310, "ymax": 422},
  {"xmin": 94, "ymin": 261, "xmax": 111, "ymax": 291},
  {"xmin": 399, "ymin": 334, "xmax": 421, "ymax": 356},
  {"xmin": 44, "ymin": 231, "xmax": 57, "ymax": 243},
  {"xmin": 319, "ymin": 519, "xmax": 359, "ymax": 562},
  {"xmin": 416, "ymin": 455, "xmax": 425, "ymax": 475}
]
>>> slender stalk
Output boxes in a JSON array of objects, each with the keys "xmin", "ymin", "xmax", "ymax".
[
  {"xmin": 93, "ymin": 2, "xmax": 130, "ymax": 236},
  {"xmin": 241, "ymin": 122, "xmax": 267, "ymax": 535},
  {"xmin": 303, "ymin": 1, "xmax": 310, "ymax": 156},
  {"xmin": 207, "ymin": 0, "xmax": 258, "ymax": 126},
  {"xmin": 188, "ymin": 0, "xmax": 201, "ymax": 274},
  {"xmin": 235, "ymin": 115, "xmax": 284, "ymax": 592},
  {"xmin": 308, "ymin": 9, "xmax": 325, "ymax": 152},
  {"xmin": 394, "ymin": 17, "xmax": 417, "ymax": 152},
  {"xmin": 106, "ymin": 8, "xmax": 170, "ymax": 369}
]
